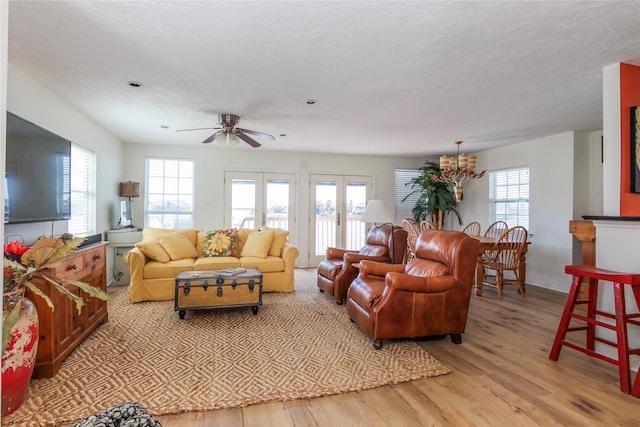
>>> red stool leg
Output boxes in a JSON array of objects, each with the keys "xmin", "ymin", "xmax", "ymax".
[
  {"xmin": 613, "ymin": 282, "xmax": 632, "ymax": 393},
  {"xmin": 586, "ymin": 277, "xmax": 599, "ymax": 350},
  {"xmin": 549, "ymin": 274, "xmax": 583, "ymax": 361}
]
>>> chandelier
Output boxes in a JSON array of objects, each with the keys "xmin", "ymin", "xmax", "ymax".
[{"xmin": 432, "ymin": 140, "xmax": 486, "ymax": 202}]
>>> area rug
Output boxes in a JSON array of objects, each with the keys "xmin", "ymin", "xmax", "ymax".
[{"xmin": 3, "ymin": 269, "xmax": 449, "ymax": 426}]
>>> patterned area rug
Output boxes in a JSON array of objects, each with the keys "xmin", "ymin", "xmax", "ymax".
[{"xmin": 3, "ymin": 269, "xmax": 449, "ymax": 426}]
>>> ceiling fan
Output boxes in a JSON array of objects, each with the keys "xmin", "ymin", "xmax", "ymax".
[{"xmin": 176, "ymin": 114, "xmax": 275, "ymax": 148}]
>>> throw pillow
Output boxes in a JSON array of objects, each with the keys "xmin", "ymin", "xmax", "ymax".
[
  {"xmin": 135, "ymin": 239, "xmax": 171, "ymax": 263},
  {"xmin": 203, "ymin": 228, "xmax": 238, "ymax": 257},
  {"xmin": 239, "ymin": 229, "xmax": 275, "ymax": 258},
  {"xmin": 156, "ymin": 232, "xmax": 199, "ymax": 260},
  {"xmin": 259, "ymin": 226, "xmax": 289, "ymax": 257}
]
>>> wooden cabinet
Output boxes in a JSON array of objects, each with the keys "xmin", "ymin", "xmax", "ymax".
[{"xmin": 25, "ymin": 242, "xmax": 108, "ymax": 378}]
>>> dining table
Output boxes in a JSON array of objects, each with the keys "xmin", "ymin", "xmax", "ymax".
[{"xmin": 472, "ymin": 235, "xmax": 531, "ymax": 297}]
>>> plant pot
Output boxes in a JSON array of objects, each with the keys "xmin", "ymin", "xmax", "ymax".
[{"xmin": 2, "ymin": 291, "xmax": 39, "ymax": 416}]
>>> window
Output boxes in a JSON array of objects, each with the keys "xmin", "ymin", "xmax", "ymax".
[
  {"xmin": 490, "ymin": 167, "xmax": 529, "ymax": 228},
  {"xmin": 68, "ymin": 144, "xmax": 96, "ymax": 235},
  {"xmin": 395, "ymin": 168, "xmax": 420, "ymax": 222},
  {"xmin": 145, "ymin": 158, "xmax": 194, "ymax": 229}
]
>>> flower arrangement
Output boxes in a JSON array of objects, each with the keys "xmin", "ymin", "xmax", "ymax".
[{"xmin": 3, "ymin": 237, "xmax": 111, "ymax": 353}]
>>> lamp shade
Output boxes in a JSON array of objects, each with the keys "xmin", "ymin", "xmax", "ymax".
[
  {"xmin": 360, "ymin": 200, "xmax": 392, "ymax": 224},
  {"xmin": 119, "ymin": 181, "xmax": 139, "ymax": 198}
]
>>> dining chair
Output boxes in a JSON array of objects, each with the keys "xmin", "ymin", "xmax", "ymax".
[
  {"xmin": 481, "ymin": 225, "xmax": 529, "ymax": 298},
  {"xmin": 401, "ymin": 219, "xmax": 420, "ymax": 262},
  {"xmin": 419, "ymin": 220, "xmax": 436, "ymax": 232},
  {"xmin": 483, "ymin": 220, "xmax": 508, "ymax": 238},
  {"xmin": 461, "ymin": 221, "xmax": 481, "ymax": 236}
]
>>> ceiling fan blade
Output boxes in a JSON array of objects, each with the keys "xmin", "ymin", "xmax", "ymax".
[
  {"xmin": 236, "ymin": 127, "xmax": 275, "ymax": 140},
  {"xmin": 175, "ymin": 126, "xmax": 222, "ymax": 132},
  {"xmin": 202, "ymin": 130, "xmax": 224, "ymax": 144},
  {"xmin": 237, "ymin": 131, "xmax": 261, "ymax": 148}
]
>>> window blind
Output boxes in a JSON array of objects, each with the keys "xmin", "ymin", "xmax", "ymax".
[
  {"xmin": 68, "ymin": 144, "xmax": 96, "ymax": 235},
  {"xmin": 394, "ymin": 168, "xmax": 420, "ymax": 223}
]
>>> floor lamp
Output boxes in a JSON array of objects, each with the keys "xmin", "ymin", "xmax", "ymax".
[{"xmin": 360, "ymin": 199, "xmax": 396, "ymax": 263}]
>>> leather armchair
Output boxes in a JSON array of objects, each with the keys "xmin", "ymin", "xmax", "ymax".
[
  {"xmin": 317, "ymin": 224, "xmax": 407, "ymax": 304},
  {"xmin": 346, "ymin": 229, "xmax": 480, "ymax": 349}
]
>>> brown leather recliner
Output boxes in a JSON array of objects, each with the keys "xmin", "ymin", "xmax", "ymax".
[
  {"xmin": 346, "ymin": 229, "xmax": 480, "ymax": 349},
  {"xmin": 317, "ymin": 224, "xmax": 408, "ymax": 304}
]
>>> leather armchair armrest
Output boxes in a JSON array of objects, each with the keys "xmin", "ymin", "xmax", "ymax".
[
  {"xmin": 326, "ymin": 247, "xmax": 356, "ymax": 259},
  {"xmin": 343, "ymin": 252, "xmax": 389, "ymax": 264},
  {"xmin": 385, "ymin": 272, "xmax": 453, "ymax": 293},
  {"xmin": 359, "ymin": 260, "xmax": 405, "ymax": 278}
]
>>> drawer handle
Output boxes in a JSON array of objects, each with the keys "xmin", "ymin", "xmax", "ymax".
[
  {"xmin": 93, "ymin": 254, "xmax": 101, "ymax": 261},
  {"xmin": 66, "ymin": 264, "xmax": 77, "ymax": 271}
]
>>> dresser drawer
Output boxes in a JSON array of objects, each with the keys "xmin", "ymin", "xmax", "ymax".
[
  {"xmin": 51, "ymin": 253, "xmax": 85, "ymax": 281},
  {"xmin": 83, "ymin": 245, "xmax": 106, "ymax": 275}
]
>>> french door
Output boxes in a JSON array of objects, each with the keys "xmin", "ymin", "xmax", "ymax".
[
  {"xmin": 224, "ymin": 172, "xmax": 295, "ymax": 233},
  {"xmin": 308, "ymin": 174, "xmax": 372, "ymax": 266}
]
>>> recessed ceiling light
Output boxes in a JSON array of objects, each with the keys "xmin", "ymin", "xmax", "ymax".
[
  {"xmin": 280, "ymin": 133, "xmax": 286, "ymax": 137},
  {"xmin": 128, "ymin": 81, "xmax": 143, "ymax": 88},
  {"xmin": 306, "ymin": 99, "xmax": 317, "ymax": 105},
  {"xmin": 160, "ymin": 125, "xmax": 169, "ymax": 129}
]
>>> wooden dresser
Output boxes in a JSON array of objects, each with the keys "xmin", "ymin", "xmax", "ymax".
[{"xmin": 25, "ymin": 242, "xmax": 109, "ymax": 378}]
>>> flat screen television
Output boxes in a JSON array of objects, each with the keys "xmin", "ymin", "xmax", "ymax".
[{"xmin": 5, "ymin": 112, "xmax": 71, "ymax": 224}]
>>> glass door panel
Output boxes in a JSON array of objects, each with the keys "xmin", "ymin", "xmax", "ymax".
[
  {"xmin": 265, "ymin": 179, "xmax": 290, "ymax": 230},
  {"xmin": 314, "ymin": 180, "xmax": 337, "ymax": 256},
  {"xmin": 345, "ymin": 181, "xmax": 367, "ymax": 250},
  {"xmin": 230, "ymin": 178, "xmax": 257, "ymax": 229}
]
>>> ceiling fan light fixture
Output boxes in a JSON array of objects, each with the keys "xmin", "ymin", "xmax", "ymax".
[
  {"xmin": 229, "ymin": 133, "xmax": 240, "ymax": 145},
  {"xmin": 215, "ymin": 132, "xmax": 227, "ymax": 145}
]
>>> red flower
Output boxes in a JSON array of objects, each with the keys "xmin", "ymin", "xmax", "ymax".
[{"xmin": 4, "ymin": 241, "xmax": 30, "ymax": 262}]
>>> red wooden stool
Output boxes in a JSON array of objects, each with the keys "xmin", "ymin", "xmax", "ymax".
[{"xmin": 549, "ymin": 265, "xmax": 640, "ymax": 395}]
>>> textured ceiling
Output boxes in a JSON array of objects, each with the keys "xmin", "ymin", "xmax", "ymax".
[{"xmin": 7, "ymin": 1, "xmax": 640, "ymax": 157}]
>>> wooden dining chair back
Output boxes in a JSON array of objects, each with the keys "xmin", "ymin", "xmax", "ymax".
[
  {"xmin": 483, "ymin": 220, "xmax": 508, "ymax": 238},
  {"xmin": 481, "ymin": 225, "xmax": 529, "ymax": 299},
  {"xmin": 402, "ymin": 219, "xmax": 420, "ymax": 262},
  {"xmin": 461, "ymin": 221, "xmax": 481, "ymax": 236},
  {"xmin": 419, "ymin": 220, "xmax": 436, "ymax": 232}
]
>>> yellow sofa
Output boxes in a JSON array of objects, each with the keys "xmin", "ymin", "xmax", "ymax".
[{"xmin": 125, "ymin": 227, "xmax": 299, "ymax": 303}]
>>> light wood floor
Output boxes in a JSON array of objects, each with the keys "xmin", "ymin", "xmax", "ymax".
[{"xmin": 132, "ymin": 271, "xmax": 640, "ymax": 426}]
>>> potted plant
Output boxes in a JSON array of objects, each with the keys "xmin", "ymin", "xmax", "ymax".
[
  {"xmin": 403, "ymin": 160, "xmax": 462, "ymax": 229},
  {"xmin": 2, "ymin": 236, "xmax": 110, "ymax": 416}
]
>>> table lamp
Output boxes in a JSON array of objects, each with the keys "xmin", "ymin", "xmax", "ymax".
[
  {"xmin": 119, "ymin": 181, "xmax": 139, "ymax": 228},
  {"xmin": 361, "ymin": 199, "xmax": 396, "ymax": 263}
]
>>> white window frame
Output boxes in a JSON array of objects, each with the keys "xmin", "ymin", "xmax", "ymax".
[
  {"xmin": 489, "ymin": 167, "xmax": 529, "ymax": 229},
  {"xmin": 68, "ymin": 144, "xmax": 96, "ymax": 236},
  {"xmin": 145, "ymin": 157, "xmax": 194, "ymax": 229}
]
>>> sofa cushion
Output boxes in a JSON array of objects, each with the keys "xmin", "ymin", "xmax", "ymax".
[
  {"xmin": 260, "ymin": 226, "xmax": 289, "ymax": 257},
  {"xmin": 203, "ymin": 228, "xmax": 238, "ymax": 257},
  {"xmin": 156, "ymin": 232, "xmax": 199, "ymax": 260},
  {"xmin": 135, "ymin": 239, "xmax": 171, "ymax": 263},
  {"xmin": 239, "ymin": 256, "xmax": 284, "ymax": 273},
  {"xmin": 193, "ymin": 256, "xmax": 241, "ymax": 270},
  {"xmin": 240, "ymin": 229, "xmax": 275, "ymax": 258},
  {"xmin": 143, "ymin": 227, "xmax": 198, "ymax": 247},
  {"xmin": 143, "ymin": 258, "xmax": 195, "ymax": 279}
]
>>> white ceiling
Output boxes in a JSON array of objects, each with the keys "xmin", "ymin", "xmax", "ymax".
[{"xmin": 7, "ymin": 1, "xmax": 640, "ymax": 157}]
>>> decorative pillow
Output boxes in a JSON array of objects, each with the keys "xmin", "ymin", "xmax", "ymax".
[
  {"xmin": 156, "ymin": 232, "xmax": 199, "ymax": 260},
  {"xmin": 259, "ymin": 226, "xmax": 289, "ymax": 257},
  {"xmin": 135, "ymin": 239, "xmax": 171, "ymax": 263},
  {"xmin": 239, "ymin": 229, "xmax": 275, "ymax": 258},
  {"xmin": 203, "ymin": 228, "xmax": 238, "ymax": 257}
]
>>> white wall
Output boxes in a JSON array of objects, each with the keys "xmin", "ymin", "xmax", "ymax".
[
  {"xmin": 5, "ymin": 64, "xmax": 124, "ymax": 243},
  {"xmin": 123, "ymin": 143, "xmax": 423, "ymax": 267},
  {"xmin": 458, "ymin": 132, "xmax": 580, "ymax": 293}
]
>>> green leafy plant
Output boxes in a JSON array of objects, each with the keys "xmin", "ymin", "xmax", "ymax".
[
  {"xmin": 402, "ymin": 160, "xmax": 462, "ymax": 229},
  {"xmin": 3, "ymin": 237, "xmax": 111, "ymax": 353}
]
